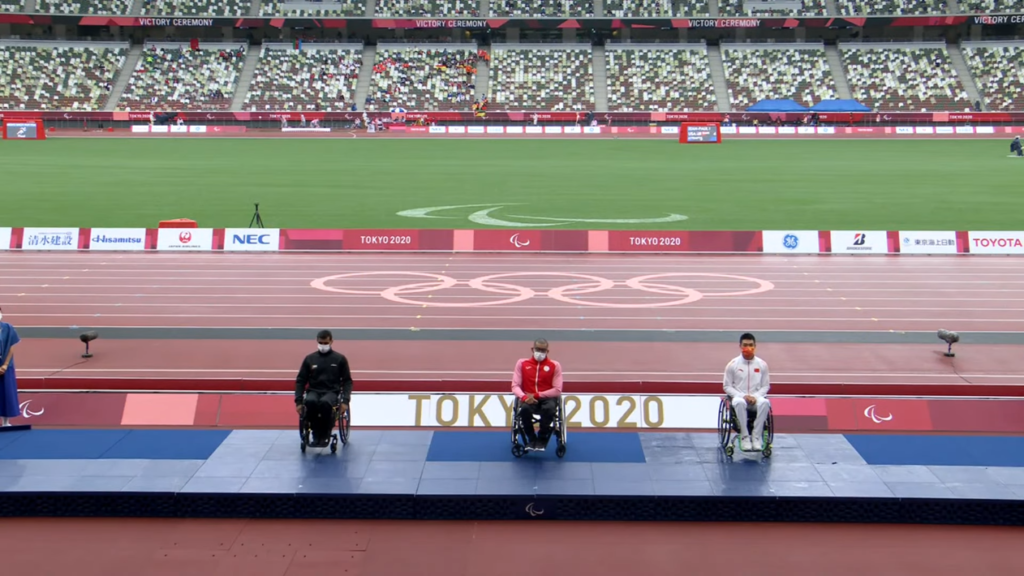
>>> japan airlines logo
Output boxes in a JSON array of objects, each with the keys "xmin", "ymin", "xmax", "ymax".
[
  {"xmin": 864, "ymin": 404, "xmax": 892, "ymax": 424},
  {"xmin": 19, "ymin": 400, "xmax": 44, "ymax": 419},
  {"xmin": 525, "ymin": 502, "xmax": 544, "ymax": 517},
  {"xmin": 510, "ymin": 233, "xmax": 530, "ymax": 248},
  {"xmin": 179, "ymin": 231, "xmax": 192, "ymax": 244}
]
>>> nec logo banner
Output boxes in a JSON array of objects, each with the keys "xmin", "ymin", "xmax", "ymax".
[{"xmin": 223, "ymin": 228, "xmax": 280, "ymax": 252}]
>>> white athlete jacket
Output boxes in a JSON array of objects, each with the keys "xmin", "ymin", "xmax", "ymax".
[{"xmin": 723, "ymin": 355, "xmax": 770, "ymax": 399}]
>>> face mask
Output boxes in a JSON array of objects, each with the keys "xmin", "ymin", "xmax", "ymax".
[
  {"xmin": 318, "ymin": 344, "xmax": 331, "ymax": 354},
  {"xmin": 741, "ymin": 348, "xmax": 754, "ymax": 360},
  {"xmin": 533, "ymin": 351, "xmax": 547, "ymax": 362}
]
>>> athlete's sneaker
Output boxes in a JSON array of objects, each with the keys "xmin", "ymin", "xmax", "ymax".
[
  {"xmin": 752, "ymin": 437, "xmax": 764, "ymax": 451},
  {"xmin": 740, "ymin": 437, "xmax": 753, "ymax": 451}
]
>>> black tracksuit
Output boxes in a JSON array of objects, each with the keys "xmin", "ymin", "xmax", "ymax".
[{"xmin": 295, "ymin": 349, "xmax": 353, "ymax": 437}]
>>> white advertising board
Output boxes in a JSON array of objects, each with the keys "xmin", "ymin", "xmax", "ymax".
[
  {"xmin": 156, "ymin": 228, "xmax": 213, "ymax": 251},
  {"xmin": 968, "ymin": 232, "xmax": 1024, "ymax": 254},
  {"xmin": 89, "ymin": 228, "xmax": 147, "ymax": 251},
  {"xmin": 22, "ymin": 227, "xmax": 79, "ymax": 250},
  {"xmin": 897, "ymin": 231, "xmax": 958, "ymax": 254},
  {"xmin": 761, "ymin": 231, "xmax": 820, "ymax": 254},
  {"xmin": 829, "ymin": 231, "xmax": 889, "ymax": 254},
  {"xmin": 223, "ymin": 228, "xmax": 280, "ymax": 252}
]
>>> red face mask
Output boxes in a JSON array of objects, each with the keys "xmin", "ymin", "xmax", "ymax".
[{"xmin": 741, "ymin": 345, "xmax": 755, "ymax": 360}]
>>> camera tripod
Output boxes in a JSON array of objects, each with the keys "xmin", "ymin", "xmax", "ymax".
[{"xmin": 250, "ymin": 203, "xmax": 265, "ymax": 228}]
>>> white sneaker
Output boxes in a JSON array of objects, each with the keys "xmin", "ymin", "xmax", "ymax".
[
  {"xmin": 740, "ymin": 437, "xmax": 753, "ymax": 451},
  {"xmin": 752, "ymin": 437, "xmax": 764, "ymax": 451}
]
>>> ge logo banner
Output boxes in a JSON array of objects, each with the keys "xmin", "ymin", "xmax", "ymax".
[{"xmin": 224, "ymin": 228, "xmax": 280, "ymax": 252}]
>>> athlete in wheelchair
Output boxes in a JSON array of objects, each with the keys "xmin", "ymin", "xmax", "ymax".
[
  {"xmin": 510, "ymin": 338, "xmax": 567, "ymax": 458},
  {"xmin": 718, "ymin": 333, "xmax": 774, "ymax": 458},
  {"xmin": 295, "ymin": 330, "xmax": 352, "ymax": 453}
]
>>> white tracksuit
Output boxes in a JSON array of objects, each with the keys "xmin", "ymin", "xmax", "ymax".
[{"xmin": 723, "ymin": 354, "xmax": 771, "ymax": 441}]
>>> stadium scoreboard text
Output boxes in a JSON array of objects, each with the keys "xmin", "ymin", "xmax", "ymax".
[
  {"xmin": 679, "ymin": 123, "xmax": 721, "ymax": 144},
  {"xmin": 2, "ymin": 121, "xmax": 44, "ymax": 140}
]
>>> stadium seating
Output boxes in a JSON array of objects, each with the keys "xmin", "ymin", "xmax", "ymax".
[
  {"xmin": 962, "ymin": 42, "xmax": 1024, "ymax": 111},
  {"xmin": 260, "ymin": 0, "xmax": 366, "ymax": 16},
  {"xmin": 139, "ymin": 0, "xmax": 252, "ymax": 16},
  {"xmin": 603, "ymin": 0, "xmax": 714, "ymax": 16},
  {"xmin": 0, "ymin": 43, "xmax": 126, "ymax": 110},
  {"xmin": 244, "ymin": 44, "xmax": 363, "ymax": 111},
  {"xmin": 117, "ymin": 44, "xmax": 248, "ymax": 111},
  {"xmin": 0, "ymin": 0, "xmax": 24, "ymax": 13},
  {"xmin": 840, "ymin": 45, "xmax": 971, "ymax": 111},
  {"xmin": 489, "ymin": 0, "xmax": 593, "ymax": 17},
  {"xmin": 722, "ymin": 45, "xmax": 837, "ymax": 109},
  {"xmin": 374, "ymin": 0, "xmax": 479, "ymax": 16},
  {"xmin": 835, "ymin": 0, "xmax": 946, "ymax": 15},
  {"xmin": 36, "ymin": 0, "xmax": 132, "ymax": 14},
  {"xmin": 959, "ymin": 0, "xmax": 1024, "ymax": 12},
  {"xmin": 366, "ymin": 45, "xmax": 479, "ymax": 111},
  {"xmin": 489, "ymin": 47, "xmax": 594, "ymax": 111},
  {"xmin": 605, "ymin": 46, "xmax": 717, "ymax": 111},
  {"xmin": 717, "ymin": 0, "xmax": 827, "ymax": 16}
]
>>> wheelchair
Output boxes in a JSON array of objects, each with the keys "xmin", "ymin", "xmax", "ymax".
[
  {"xmin": 299, "ymin": 399, "xmax": 350, "ymax": 454},
  {"xmin": 511, "ymin": 395, "xmax": 567, "ymax": 459},
  {"xmin": 717, "ymin": 396, "xmax": 773, "ymax": 458}
]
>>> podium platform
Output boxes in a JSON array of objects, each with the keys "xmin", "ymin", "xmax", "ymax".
[{"xmin": 158, "ymin": 219, "xmax": 197, "ymax": 229}]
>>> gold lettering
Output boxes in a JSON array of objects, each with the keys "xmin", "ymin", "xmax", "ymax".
[
  {"xmin": 469, "ymin": 394, "xmax": 492, "ymax": 427},
  {"xmin": 498, "ymin": 394, "xmax": 515, "ymax": 427},
  {"xmin": 436, "ymin": 394, "xmax": 459, "ymax": 427},
  {"xmin": 616, "ymin": 396, "xmax": 638, "ymax": 428},
  {"xmin": 408, "ymin": 394, "xmax": 430, "ymax": 427},
  {"xmin": 564, "ymin": 395, "xmax": 582, "ymax": 427},
  {"xmin": 590, "ymin": 396, "xmax": 610, "ymax": 428},
  {"xmin": 643, "ymin": 396, "xmax": 665, "ymax": 428}
]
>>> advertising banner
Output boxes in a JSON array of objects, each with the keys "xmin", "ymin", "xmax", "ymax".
[
  {"xmin": 897, "ymin": 231, "xmax": 958, "ymax": 254},
  {"xmin": 829, "ymin": 231, "xmax": 890, "ymax": 254},
  {"xmin": 967, "ymin": 231, "xmax": 1024, "ymax": 254},
  {"xmin": 21, "ymin": 227, "xmax": 80, "ymax": 250},
  {"xmin": 343, "ymin": 230, "xmax": 420, "ymax": 251},
  {"xmin": 761, "ymin": 231, "xmax": 821, "ymax": 254},
  {"xmin": 88, "ymin": 228, "xmax": 147, "ymax": 251},
  {"xmin": 223, "ymin": 228, "xmax": 281, "ymax": 252},
  {"xmin": 156, "ymin": 227, "xmax": 213, "ymax": 251},
  {"xmin": 0, "ymin": 227, "xmax": 10, "ymax": 250}
]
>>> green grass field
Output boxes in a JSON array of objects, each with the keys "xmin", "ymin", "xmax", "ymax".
[{"xmin": 1, "ymin": 138, "xmax": 1018, "ymax": 230}]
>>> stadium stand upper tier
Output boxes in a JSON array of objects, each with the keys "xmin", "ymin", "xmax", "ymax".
[
  {"xmin": 140, "ymin": 0, "xmax": 252, "ymax": 16},
  {"xmin": 836, "ymin": 0, "xmax": 947, "ymax": 15},
  {"xmin": 36, "ymin": 0, "xmax": 131, "ymax": 14},
  {"xmin": 117, "ymin": 43, "xmax": 248, "ymax": 111},
  {"xmin": 840, "ymin": 44, "xmax": 972, "ymax": 111},
  {"xmin": 260, "ymin": 0, "xmax": 366, "ymax": 16},
  {"xmin": 603, "ymin": 0, "xmax": 709, "ymax": 16},
  {"xmin": 490, "ymin": 0, "xmax": 594, "ymax": 16},
  {"xmin": 0, "ymin": 41, "xmax": 126, "ymax": 110},
  {"xmin": 959, "ymin": 0, "xmax": 1024, "ymax": 12},
  {"xmin": 723, "ymin": 44, "xmax": 838, "ymax": 110},
  {"xmin": 489, "ymin": 46, "xmax": 594, "ymax": 111},
  {"xmin": 0, "ymin": 0, "xmax": 25, "ymax": 12},
  {"xmin": 244, "ymin": 43, "xmax": 363, "ymax": 111},
  {"xmin": 374, "ymin": 0, "xmax": 479, "ymax": 16},
  {"xmin": 366, "ymin": 45, "xmax": 480, "ymax": 111},
  {"xmin": 605, "ymin": 45, "xmax": 717, "ymax": 112},
  {"xmin": 717, "ymin": 0, "xmax": 827, "ymax": 16},
  {"xmin": 962, "ymin": 41, "xmax": 1024, "ymax": 111}
]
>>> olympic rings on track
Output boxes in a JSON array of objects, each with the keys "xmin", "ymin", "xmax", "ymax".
[{"xmin": 310, "ymin": 272, "xmax": 774, "ymax": 308}]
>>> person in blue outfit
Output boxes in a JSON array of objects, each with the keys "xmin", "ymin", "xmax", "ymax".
[
  {"xmin": 0, "ymin": 307, "xmax": 21, "ymax": 427},
  {"xmin": 1012, "ymin": 136, "xmax": 1022, "ymax": 157}
]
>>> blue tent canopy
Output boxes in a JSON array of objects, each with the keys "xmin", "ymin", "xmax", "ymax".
[
  {"xmin": 746, "ymin": 99, "xmax": 809, "ymax": 112},
  {"xmin": 809, "ymin": 99, "xmax": 871, "ymax": 112}
]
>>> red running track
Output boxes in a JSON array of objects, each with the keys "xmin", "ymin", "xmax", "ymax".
[{"xmin": 2, "ymin": 252, "xmax": 1023, "ymax": 393}]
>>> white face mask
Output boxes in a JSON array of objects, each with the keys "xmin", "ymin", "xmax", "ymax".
[
  {"xmin": 0, "ymin": 313, "xmax": 3, "ymax": 322},
  {"xmin": 533, "ymin": 351, "xmax": 547, "ymax": 362},
  {"xmin": 318, "ymin": 344, "xmax": 331, "ymax": 354}
]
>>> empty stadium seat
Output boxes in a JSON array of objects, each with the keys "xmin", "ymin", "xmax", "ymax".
[
  {"xmin": 723, "ymin": 45, "xmax": 837, "ymax": 109},
  {"xmin": 374, "ymin": 0, "xmax": 479, "ymax": 16},
  {"xmin": 605, "ymin": 46, "xmax": 717, "ymax": 112},
  {"xmin": 140, "ymin": 0, "xmax": 252, "ymax": 16},
  {"xmin": 962, "ymin": 43, "xmax": 1024, "ymax": 111},
  {"xmin": 840, "ymin": 45, "xmax": 971, "ymax": 111},
  {"xmin": 603, "ymin": 0, "xmax": 707, "ymax": 16},
  {"xmin": 0, "ymin": 0, "xmax": 25, "ymax": 13},
  {"xmin": 0, "ymin": 43, "xmax": 126, "ymax": 110},
  {"xmin": 366, "ymin": 46, "xmax": 479, "ymax": 111},
  {"xmin": 260, "ymin": 0, "xmax": 366, "ymax": 16},
  {"xmin": 117, "ymin": 44, "xmax": 248, "ymax": 111},
  {"xmin": 490, "ymin": 47, "xmax": 593, "ymax": 111},
  {"xmin": 36, "ymin": 0, "xmax": 132, "ymax": 14},
  {"xmin": 244, "ymin": 44, "xmax": 363, "ymax": 111},
  {"xmin": 489, "ymin": 0, "xmax": 593, "ymax": 17},
  {"xmin": 836, "ymin": 0, "xmax": 946, "ymax": 15}
]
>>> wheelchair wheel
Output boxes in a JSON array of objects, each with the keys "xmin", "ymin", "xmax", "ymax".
[
  {"xmin": 512, "ymin": 443, "xmax": 526, "ymax": 458},
  {"xmin": 724, "ymin": 444, "xmax": 734, "ymax": 458},
  {"xmin": 556, "ymin": 444, "xmax": 566, "ymax": 458},
  {"xmin": 330, "ymin": 436, "xmax": 338, "ymax": 454},
  {"xmin": 717, "ymin": 397, "xmax": 732, "ymax": 449},
  {"xmin": 339, "ymin": 409, "xmax": 351, "ymax": 446}
]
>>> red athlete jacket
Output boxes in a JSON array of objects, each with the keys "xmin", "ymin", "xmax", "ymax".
[{"xmin": 511, "ymin": 357, "xmax": 564, "ymax": 400}]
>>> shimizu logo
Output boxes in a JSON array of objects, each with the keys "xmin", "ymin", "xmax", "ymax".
[
  {"xmin": 864, "ymin": 405, "xmax": 893, "ymax": 424},
  {"xmin": 396, "ymin": 204, "xmax": 689, "ymax": 228}
]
